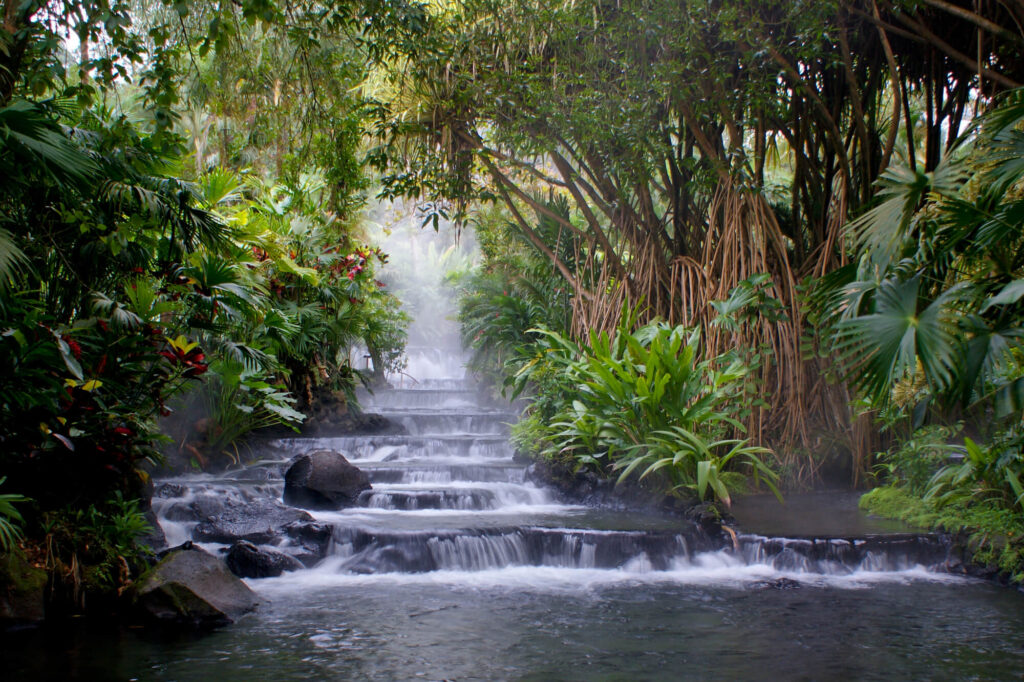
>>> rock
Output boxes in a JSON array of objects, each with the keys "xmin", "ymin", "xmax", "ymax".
[
  {"xmin": 155, "ymin": 483, "xmax": 187, "ymax": 498},
  {"xmin": 158, "ymin": 541, "xmax": 198, "ymax": 558},
  {"xmin": 225, "ymin": 541, "xmax": 303, "ymax": 578},
  {"xmin": 283, "ymin": 450, "xmax": 371, "ymax": 510},
  {"xmin": 191, "ymin": 498, "xmax": 313, "ymax": 544},
  {"xmin": 306, "ymin": 408, "xmax": 402, "ymax": 436},
  {"xmin": 163, "ymin": 501, "xmax": 201, "ymax": 522},
  {"xmin": 138, "ymin": 508, "xmax": 168, "ymax": 556},
  {"xmin": 752, "ymin": 577, "xmax": 803, "ymax": 590},
  {"xmin": 282, "ymin": 521, "xmax": 334, "ymax": 566},
  {"xmin": 130, "ymin": 546, "xmax": 258, "ymax": 629},
  {"xmin": 0, "ymin": 552, "xmax": 46, "ymax": 625}
]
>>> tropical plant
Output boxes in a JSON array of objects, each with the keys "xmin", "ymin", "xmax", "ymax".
[
  {"xmin": 834, "ymin": 89, "xmax": 1024, "ymax": 565},
  {"xmin": 873, "ymin": 424, "xmax": 962, "ymax": 495},
  {"xmin": 0, "ymin": 477, "xmax": 28, "ymax": 552},
  {"xmin": 42, "ymin": 492, "xmax": 154, "ymax": 600},
  {"xmin": 374, "ymin": 0, "xmax": 1024, "ymax": 469},
  {"xmin": 926, "ymin": 435, "xmax": 1024, "ymax": 510},
  {"xmin": 516, "ymin": 309, "xmax": 779, "ymax": 506},
  {"xmin": 199, "ymin": 361, "xmax": 306, "ymax": 464},
  {"xmin": 834, "ymin": 90, "xmax": 1024, "ymax": 423}
]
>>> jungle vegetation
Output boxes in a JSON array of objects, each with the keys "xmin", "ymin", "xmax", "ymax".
[
  {"xmin": 1, "ymin": 0, "xmax": 1024, "ymax": 598},
  {"xmin": 405, "ymin": 1, "xmax": 1024, "ymax": 572},
  {"xmin": 0, "ymin": 0, "xmax": 418, "ymax": 605}
]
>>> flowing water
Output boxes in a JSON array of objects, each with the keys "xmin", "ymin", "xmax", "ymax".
[{"xmin": 6, "ymin": 347, "xmax": 1024, "ymax": 680}]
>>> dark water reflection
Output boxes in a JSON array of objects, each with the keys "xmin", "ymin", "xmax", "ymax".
[
  {"xmin": 6, "ymin": 579, "xmax": 1023, "ymax": 681},
  {"xmin": 730, "ymin": 491, "xmax": 919, "ymax": 538}
]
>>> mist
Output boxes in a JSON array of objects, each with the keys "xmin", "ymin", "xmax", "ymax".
[{"xmin": 366, "ymin": 200, "xmax": 479, "ymax": 385}]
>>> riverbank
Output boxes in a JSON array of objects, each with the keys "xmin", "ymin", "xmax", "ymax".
[
  {"xmin": 860, "ymin": 486, "xmax": 1024, "ymax": 589},
  {"xmin": 525, "ymin": 450, "xmax": 1024, "ymax": 592}
]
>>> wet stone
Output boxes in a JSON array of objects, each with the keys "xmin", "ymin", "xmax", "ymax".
[
  {"xmin": 225, "ymin": 541, "xmax": 304, "ymax": 579},
  {"xmin": 283, "ymin": 449, "xmax": 371, "ymax": 510},
  {"xmin": 155, "ymin": 483, "xmax": 187, "ymax": 499},
  {"xmin": 191, "ymin": 498, "xmax": 313, "ymax": 545},
  {"xmin": 131, "ymin": 545, "xmax": 258, "ymax": 629},
  {"xmin": 752, "ymin": 577, "xmax": 803, "ymax": 590},
  {"xmin": 282, "ymin": 521, "xmax": 334, "ymax": 566}
]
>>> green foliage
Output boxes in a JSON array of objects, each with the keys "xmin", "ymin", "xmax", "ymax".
[
  {"xmin": 42, "ymin": 493, "xmax": 154, "ymax": 592},
  {"xmin": 509, "ymin": 412, "xmax": 550, "ymax": 463},
  {"xmin": 834, "ymin": 90, "xmax": 1024, "ymax": 422},
  {"xmin": 0, "ymin": 55, "xmax": 406, "ymax": 518},
  {"xmin": 873, "ymin": 424, "xmax": 962, "ymax": 495},
  {"xmin": 859, "ymin": 486, "xmax": 938, "ymax": 529},
  {"xmin": 861, "ymin": 485, "xmax": 1024, "ymax": 583},
  {"xmin": 516, "ymin": 310, "xmax": 779, "ymax": 507},
  {"xmin": 195, "ymin": 361, "xmax": 305, "ymax": 465},
  {"xmin": 0, "ymin": 477, "xmax": 29, "ymax": 553},
  {"xmin": 0, "ymin": 289, "xmax": 208, "ymax": 509},
  {"xmin": 838, "ymin": 91, "xmax": 1024, "ymax": 579},
  {"xmin": 710, "ymin": 273, "xmax": 788, "ymax": 332},
  {"xmin": 926, "ymin": 435, "xmax": 1024, "ymax": 511},
  {"xmin": 0, "ymin": 0, "xmax": 426, "ymax": 604}
]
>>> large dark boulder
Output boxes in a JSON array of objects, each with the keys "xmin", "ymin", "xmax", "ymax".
[
  {"xmin": 130, "ymin": 545, "xmax": 258, "ymax": 629},
  {"xmin": 226, "ymin": 541, "xmax": 304, "ymax": 578},
  {"xmin": 190, "ymin": 497, "xmax": 313, "ymax": 544},
  {"xmin": 283, "ymin": 450, "xmax": 371, "ymax": 510}
]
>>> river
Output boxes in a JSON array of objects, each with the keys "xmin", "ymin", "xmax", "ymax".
[{"xmin": 7, "ymin": 345, "xmax": 1024, "ymax": 680}]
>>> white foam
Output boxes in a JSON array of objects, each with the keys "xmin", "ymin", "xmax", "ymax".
[{"xmin": 250, "ymin": 560, "xmax": 967, "ymax": 595}]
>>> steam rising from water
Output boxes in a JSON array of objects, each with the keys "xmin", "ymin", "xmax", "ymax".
[{"xmin": 367, "ymin": 200, "xmax": 478, "ymax": 383}]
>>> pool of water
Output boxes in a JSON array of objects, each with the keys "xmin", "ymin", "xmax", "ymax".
[
  {"xmin": 730, "ymin": 490, "xmax": 920, "ymax": 537},
  {"xmin": 6, "ymin": 577, "xmax": 1023, "ymax": 680}
]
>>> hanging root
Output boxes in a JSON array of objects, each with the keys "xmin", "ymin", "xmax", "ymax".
[{"xmin": 567, "ymin": 178, "xmax": 866, "ymax": 486}]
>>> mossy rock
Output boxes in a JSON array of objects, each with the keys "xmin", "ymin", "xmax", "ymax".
[
  {"xmin": 0, "ymin": 551, "xmax": 47, "ymax": 624},
  {"xmin": 130, "ymin": 545, "xmax": 258, "ymax": 629}
]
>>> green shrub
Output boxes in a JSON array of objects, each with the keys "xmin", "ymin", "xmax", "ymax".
[
  {"xmin": 519, "ymin": 311, "xmax": 780, "ymax": 507},
  {"xmin": 926, "ymin": 435, "xmax": 1024, "ymax": 510},
  {"xmin": 874, "ymin": 424, "xmax": 962, "ymax": 495},
  {"xmin": 0, "ymin": 477, "xmax": 28, "ymax": 552},
  {"xmin": 42, "ymin": 493, "xmax": 154, "ymax": 596}
]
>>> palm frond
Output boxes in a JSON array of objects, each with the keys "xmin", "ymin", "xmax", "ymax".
[
  {"xmin": 0, "ymin": 227, "xmax": 30, "ymax": 290},
  {"xmin": 0, "ymin": 99, "xmax": 97, "ymax": 187},
  {"xmin": 838, "ymin": 277, "xmax": 968, "ymax": 403}
]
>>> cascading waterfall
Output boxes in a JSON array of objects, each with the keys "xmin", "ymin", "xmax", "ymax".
[{"xmin": 153, "ymin": 343, "xmax": 958, "ymax": 588}]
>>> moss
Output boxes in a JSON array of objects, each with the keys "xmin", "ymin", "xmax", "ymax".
[
  {"xmin": 861, "ymin": 485, "xmax": 1024, "ymax": 583},
  {"xmin": 0, "ymin": 551, "xmax": 46, "ymax": 593},
  {"xmin": 0, "ymin": 550, "xmax": 47, "ymax": 621},
  {"xmin": 859, "ymin": 487, "xmax": 938, "ymax": 528}
]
